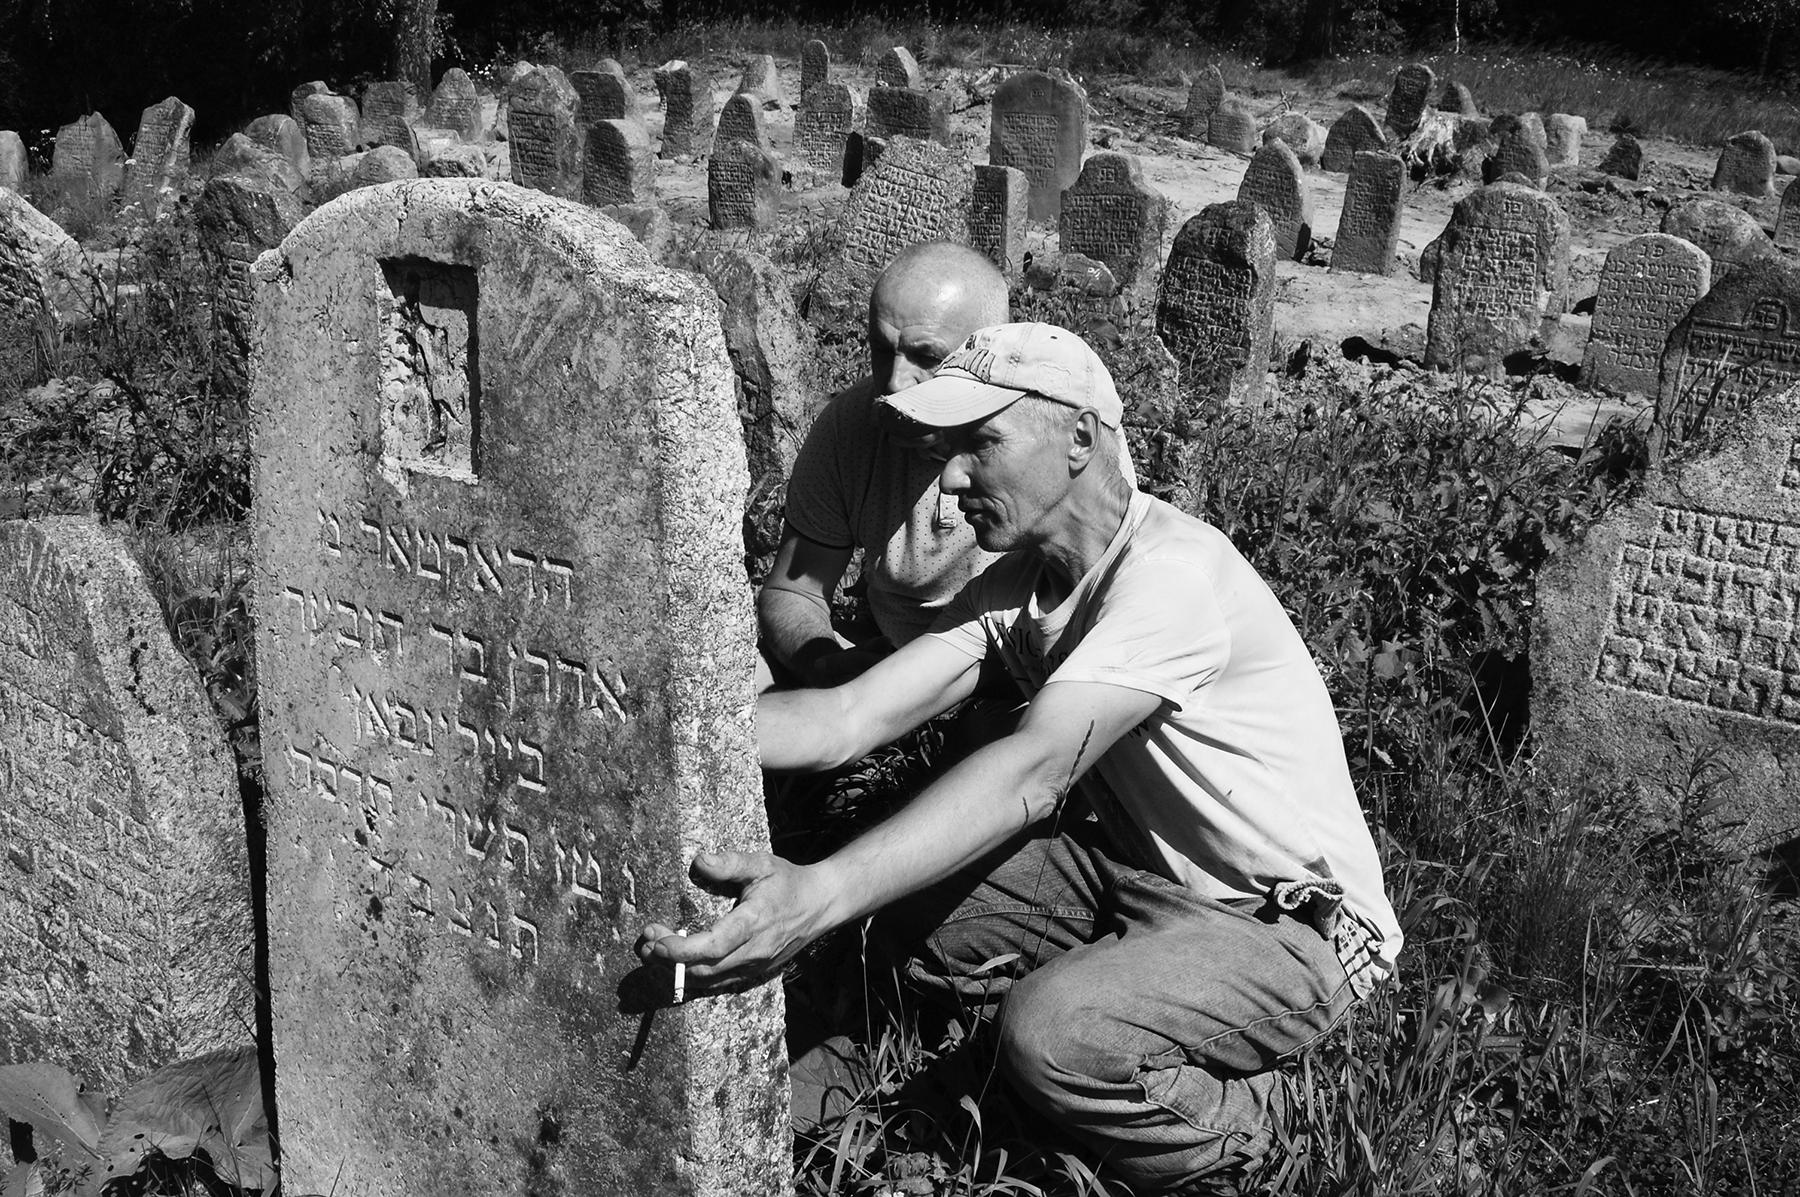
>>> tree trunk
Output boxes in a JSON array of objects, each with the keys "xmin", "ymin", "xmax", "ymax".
[
  {"xmin": 1297, "ymin": 0, "xmax": 1337, "ymax": 59},
  {"xmin": 390, "ymin": 0, "xmax": 438, "ymax": 96},
  {"xmin": 1758, "ymin": 0, "xmax": 1782, "ymax": 79}
]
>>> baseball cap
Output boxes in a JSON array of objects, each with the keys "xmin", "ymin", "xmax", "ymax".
[{"xmin": 879, "ymin": 322, "xmax": 1123, "ymax": 429}]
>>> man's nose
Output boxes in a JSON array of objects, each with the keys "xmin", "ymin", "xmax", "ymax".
[{"xmin": 938, "ymin": 455, "xmax": 970, "ymax": 495}]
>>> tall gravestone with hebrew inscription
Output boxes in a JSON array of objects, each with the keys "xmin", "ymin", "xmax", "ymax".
[
  {"xmin": 301, "ymin": 93, "xmax": 360, "ymax": 161},
  {"xmin": 52, "ymin": 112, "xmax": 125, "ymax": 200},
  {"xmin": 1657, "ymin": 255, "xmax": 1800, "ymax": 450},
  {"xmin": 1320, "ymin": 105, "xmax": 1386, "ymax": 172},
  {"xmin": 1425, "ymin": 181, "xmax": 1570, "ymax": 376},
  {"xmin": 1663, "ymin": 198, "xmax": 1775, "ymax": 285},
  {"xmin": 507, "ymin": 66, "xmax": 584, "ymax": 198},
  {"xmin": 1207, "ymin": 98, "xmax": 1257, "ymax": 156},
  {"xmin": 1384, "ymin": 63, "xmax": 1434, "ymax": 136},
  {"xmin": 124, "ymin": 96, "xmax": 194, "ymax": 216},
  {"xmin": 654, "ymin": 61, "xmax": 714, "ymax": 158},
  {"xmin": 737, "ymin": 55, "xmax": 782, "ymax": 108},
  {"xmin": 1237, "ymin": 140, "xmax": 1310, "ymax": 261},
  {"xmin": 970, "ymin": 164, "xmax": 1029, "ymax": 277},
  {"xmin": 989, "ymin": 70, "xmax": 1088, "ymax": 222},
  {"xmin": 866, "ymin": 85, "xmax": 949, "ymax": 145},
  {"xmin": 0, "ymin": 132, "xmax": 26, "ymax": 191},
  {"xmin": 583, "ymin": 118, "xmax": 655, "ymax": 206},
  {"xmin": 1181, "ymin": 65, "xmax": 1225, "ymax": 139},
  {"xmin": 0, "ymin": 517, "xmax": 253, "ymax": 1094},
  {"xmin": 715, "ymin": 93, "xmax": 772, "ymax": 154},
  {"xmin": 708, "ymin": 137, "xmax": 779, "ymax": 229},
  {"xmin": 795, "ymin": 82, "xmax": 856, "ymax": 172},
  {"xmin": 1155, "ymin": 200, "xmax": 1276, "ymax": 409},
  {"xmin": 1059, "ymin": 152, "xmax": 1168, "ymax": 290},
  {"xmin": 1584, "ymin": 233, "xmax": 1711, "ymax": 397},
  {"xmin": 573, "ymin": 68, "xmax": 641, "ymax": 126},
  {"xmin": 427, "ymin": 69, "xmax": 483, "ymax": 140},
  {"xmin": 249, "ymin": 178, "xmax": 789, "ymax": 1197},
  {"xmin": 1535, "ymin": 386, "xmax": 1800, "ymax": 847},
  {"xmin": 1332, "ymin": 150, "xmax": 1403, "ymax": 276},
  {"xmin": 801, "ymin": 40, "xmax": 831, "ymax": 94},
  {"xmin": 1714, "ymin": 130, "xmax": 1776, "ymax": 198},
  {"xmin": 361, "ymin": 81, "xmax": 420, "ymax": 150},
  {"xmin": 877, "ymin": 46, "xmax": 922, "ymax": 89}
]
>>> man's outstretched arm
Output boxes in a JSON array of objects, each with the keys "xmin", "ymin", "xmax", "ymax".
[{"xmin": 757, "ymin": 525, "xmax": 893, "ymax": 687}]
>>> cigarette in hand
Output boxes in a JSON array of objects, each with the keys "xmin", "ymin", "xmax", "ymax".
[{"xmin": 672, "ymin": 929, "xmax": 688, "ymax": 1004}]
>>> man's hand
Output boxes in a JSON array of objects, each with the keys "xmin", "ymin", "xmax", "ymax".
[{"xmin": 636, "ymin": 850, "xmax": 838, "ymax": 993}]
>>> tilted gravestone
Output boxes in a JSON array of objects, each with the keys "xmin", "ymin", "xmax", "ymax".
[
  {"xmin": 1483, "ymin": 114, "xmax": 1549, "ymax": 188},
  {"xmin": 1181, "ymin": 65, "xmax": 1225, "ymax": 139},
  {"xmin": 507, "ymin": 66, "xmax": 584, "ymax": 199},
  {"xmin": 0, "ymin": 517, "xmax": 252, "ymax": 1094},
  {"xmin": 1534, "ymin": 385, "xmax": 1800, "ymax": 848},
  {"xmin": 1662, "ymin": 198, "xmax": 1776, "ymax": 285},
  {"xmin": 123, "ymin": 96, "xmax": 194, "ymax": 216},
  {"xmin": 1236, "ymin": 140, "xmax": 1311, "ymax": 261},
  {"xmin": 708, "ymin": 137, "xmax": 780, "ymax": 230},
  {"xmin": 801, "ymin": 40, "xmax": 830, "ymax": 95},
  {"xmin": 1657, "ymin": 255, "xmax": 1800, "ymax": 448},
  {"xmin": 1208, "ymin": 98, "xmax": 1258, "ymax": 156},
  {"xmin": 1332, "ymin": 150, "xmax": 1404, "ymax": 276},
  {"xmin": 1601, "ymin": 133, "xmax": 1642, "ymax": 180},
  {"xmin": 51, "ymin": 112, "xmax": 125, "ymax": 199},
  {"xmin": 654, "ymin": 60, "xmax": 714, "ymax": 158},
  {"xmin": 1320, "ymin": 105, "xmax": 1387, "ymax": 173},
  {"xmin": 969, "ymin": 164, "xmax": 1029, "ymax": 277},
  {"xmin": 427, "ymin": 68, "xmax": 483, "ymax": 140},
  {"xmin": 290, "ymin": 80, "xmax": 330, "ymax": 123},
  {"xmin": 1059, "ymin": 152, "xmax": 1168, "ymax": 290},
  {"xmin": 584, "ymin": 118, "xmax": 655, "ymax": 206},
  {"xmin": 795, "ymin": 82, "xmax": 857, "ymax": 172},
  {"xmin": 198, "ymin": 166, "xmax": 306, "ymax": 396},
  {"xmin": 244, "ymin": 114, "xmax": 309, "ymax": 177},
  {"xmin": 989, "ymin": 70, "xmax": 1088, "ymax": 221},
  {"xmin": 1584, "ymin": 233, "xmax": 1711, "ymax": 397},
  {"xmin": 301, "ymin": 92, "xmax": 361, "ymax": 161},
  {"xmin": 876, "ymin": 46, "xmax": 922, "ymax": 90},
  {"xmin": 249, "ymin": 178, "xmax": 789, "ymax": 1197},
  {"xmin": 1155, "ymin": 200, "xmax": 1276, "ymax": 409},
  {"xmin": 361, "ymin": 81, "xmax": 421, "ymax": 150},
  {"xmin": 737, "ymin": 55, "xmax": 782, "ymax": 108},
  {"xmin": 866, "ymin": 86, "xmax": 949, "ymax": 144},
  {"xmin": 1262, "ymin": 113, "xmax": 1325, "ymax": 167},
  {"xmin": 0, "ymin": 189, "xmax": 90, "ymax": 330},
  {"xmin": 0, "ymin": 132, "xmax": 25, "ymax": 191},
  {"xmin": 1424, "ymin": 181, "xmax": 1570, "ymax": 376},
  {"xmin": 1543, "ymin": 113, "xmax": 1585, "ymax": 167},
  {"xmin": 572, "ymin": 68, "xmax": 641, "ymax": 125},
  {"xmin": 1384, "ymin": 63, "xmax": 1435, "ymax": 136},
  {"xmin": 1714, "ymin": 130, "xmax": 1777, "ymax": 198},
  {"xmin": 714, "ymin": 92, "xmax": 772, "ymax": 154}
]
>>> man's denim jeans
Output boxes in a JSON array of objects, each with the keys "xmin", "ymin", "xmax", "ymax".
[{"xmin": 878, "ymin": 817, "xmax": 1358, "ymax": 1193}]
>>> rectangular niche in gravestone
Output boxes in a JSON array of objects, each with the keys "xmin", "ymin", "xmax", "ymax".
[
  {"xmin": 989, "ymin": 70, "xmax": 1088, "ymax": 222},
  {"xmin": 249, "ymin": 177, "xmax": 788, "ymax": 1197},
  {"xmin": 1424, "ymin": 181, "xmax": 1570, "ymax": 376},
  {"xmin": 1534, "ymin": 386, "xmax": 1800, "ymax": 849},
  {"xmin": 969, "ymin": 164, "xmax": 1029, "ymax": 276},
  {"xmin": 1584, "ymin": 233, "xmax": 1711, "ymax": 397},
  {"xmin": 0, "ymin": 517, "xmax": 253, "ymax": 1094},
  {"xmin": 1154, "ymin": 200, "xmax": 1277, "ymax": 411},
  {"xmin": 1658, "ymin": 255, "xmax": 1800, "ymax": 451},
  {"xmin": 1331, "ymin": 150, "xmax": 1403, "ymax": 276}
]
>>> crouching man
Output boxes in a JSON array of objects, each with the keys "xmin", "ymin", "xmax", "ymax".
[{"xmin": 639, "ymin": 323, "xmax": 1401, "ymax": 1193}]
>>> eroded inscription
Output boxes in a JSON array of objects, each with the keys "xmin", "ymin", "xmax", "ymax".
[{"xmin": 1670, "ymin": 298, "xmax": 1800, "ymax": 434}]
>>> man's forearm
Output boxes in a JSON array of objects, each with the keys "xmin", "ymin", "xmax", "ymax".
[{"xmin": 758, "ymin": 585, "xmax": 850, "ymax": 675}]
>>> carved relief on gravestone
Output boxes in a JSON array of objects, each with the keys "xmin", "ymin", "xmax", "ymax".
[
  {"xmin": 1663, "ymin": 197, "xmax": 1775, "ymax": 285},
  {"xmin": 428, "ymin": 69, "xmax": 484, "ymax": 140},
  {"xmin": 876, "ymin": 46, "xmax": 922, "ymax": 90},
  {"xmin": 301, "ymin": 93, "xmax": 361, "ymax": 162},
  {"xmin": 1059, "ymin": 152, "xmax": 1169, "ymax": 290},
  {"xmin": 52, "ymin": 112, "xmax": 125, "ymax": 199},
  {"xmin": 714, "ymin": 93, "xmax": 772, "ymax": 154},
  {"xmin": 866, "ymin": 86, "xmax": 949, "ymax": 144},
  {"xmin": 124, "ymin": 96, "xmax": 195, "ymax": 216},
  {"xmin": 1384, "ymin": 63, "xmax": 1435, "ymax": 135},
  {"xmin": 1154, "ymin": 199, "xmax": 1276, "ymax": 409},
  {"xmin": 795, "ymin": 82, "xmax": 857, "ymax": 171},
  {"xmin": 1714, "ymin": 130, "xmax": 1776, "ymax": 198},
  {"xmin": 1424, "ymin": 181, "xmax": 1570, "ymax": 376},
  {"xmin": 969, "ymin": 164, "xmax": 1029, "ymax": 277},
  {"xmin": 1180, "ymin": 65, "xmax": 1225, "ymax": 138},
  {"xmin": 708, "ymin": 137, "xmax": 779, "ymax": 230},
  {"xmin": 1543, "ymin": 114, "xmax": 1585, "ymax": 167},
  {"xmin": 1657, "ymin": 255, "xmax": 1800, "ymax": 449},
  {"xmin": 1583, "ymin": 233, "xmax": 1710, "ymax": 397},
  {"xmin": 1236, "ymin": 140, "xmax": 1311, "ymax": 261},
  {"xmin": 1534, "ymin": 386, "xmax": 1800, "ymax": 847},
  {"xmin": 0, "ymin": 517, "xmax": 252, "ymax": 1094},
  {"xmin": 506, "ymin": 66, "xmax": 583, "ymax": 198},
  {"xmin": 801, "ymin": 40, "xmax": 831, "ymax": 95},
  {"xmin": 653, "ymin": 60, "xmax": 715, "ymax": 158},
  {"xmin": 572, "ymin": 68, "xmax": 641, "ymax": 126},
  {"xmin": 250, "ymin": 178, "xmax": 789, "ymax": 1197},
  {"xmin": 0, "ymin": 132, "xmax": 26, "ymax": 192},
  {"xmin": 361, "ymin": 81, "xmax": 421, "ymax": 150},
  {"xmin": 989, "ymin": 70, "xmax": 1088, "ymax": 221},
  {"xmin": 1207, "ymin": 98, "xmax": 1257, "ymax": 156},
  {"xmin": 1331, "ymin": 150, "xmax": 1404, "ymax": 276},
  {"xmin": 583, "ymin": 118, "xmax": 654, "ymax": 206},
  {"xmin": 1319, "ymin": 105, "xmax": 1387, "ymax": 173}
]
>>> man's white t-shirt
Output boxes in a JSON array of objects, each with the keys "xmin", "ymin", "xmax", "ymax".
[{"xmin": 929, "ymin": 490, "xmax": 1403, "ymax": 977}]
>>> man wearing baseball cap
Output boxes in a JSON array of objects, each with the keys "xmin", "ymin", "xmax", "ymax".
[{"xmin": 642, "ymin": 323, "xmax": 1401, "ymax": 1192}]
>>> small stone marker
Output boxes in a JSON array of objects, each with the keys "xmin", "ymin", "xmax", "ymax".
[
  {"xmin": 1236, "ymin": 140, "xmax": 1311, "ymax": 261},
  {"xmin": 507, "ymin": 65, "xmax": 584, "ymax": 199},
  {"xmin": 737, "ymin": 55, "xmax": 782, "ymax": 108},
  {"xmin": 1384, "ymin": 63, "xmax": 1435, "ymax": 135},
  {"xmin": 428, "ymin": 68, "xmax": 484, "ymax": 140},
  {"xmin": 1261, "ymin": 113, "xmax": 1325, "ymax": 167},
  {"xmin": 715, "ymin": 92, "xmax": 772, "ymax": 153},
  {"xmin": 1439, "ymin": 81, "xmax": 1479, "ymax": 115},
  {"xmin": 250, "ymin": 177, "xmax": 789, "ymax": 1197},
  {"xmin": 199, "ymin": 167, "xmax": 306, "ymax": 396},
  {"xmin": 290, "ymin": 80, "xmax": 330, "ymax": 122},
  {"xmin": 1600, "ymin": 133, "xmax": 1642, "ymax": 180},
  {"xmin": 1483, "ymin": 114, "xmax": 1549, "ymax": 188},
  {"xmin": 1059, "ymin": 151, "xmax": 1169, "ymax": 290},
  {"xmin": 1658, "ymin": 255, "xmax": 1800, "ymax": 446},
  {"xmin": 301, "ymin": 92, "xmax": 361, "ymax": 161},
  {"xmin": 0, "ymin": 516, "xmax": 252, "ymax": 1093},
  {"xmin": 584, "ymin": 118, "xmax": 655, "ymax": 206},
  {"xmin": 989, "ymin": 70, "xmax": 1087, "ymax": 222},
  {"xmin": 1332, "ymin": 150, "xmax": 1404, "ymax": 276},
  {"xmin": 361, "ymin": 80, "xmax": 420, "ymax": 150},
  {"xmin": 124, "ymin": 95, "xmax": 195, "ymax": 215},
  {"xmin": 0, "ymin": 189, "xmax": 90, "ymax": 330},
  {"xmin": 1583, "ymin": 233, "xmax": 1711, "ymax": 397},
  {"xmin": 801, "ymin": 40, "xmax": 831, "ymax": 95},
  {"xmin": 709, "ymin": 138, "xmax": 780, "ymax": 229},
  {"xmin": 1207, "ymin": 98, "xmax": 1258, "ymax": 156},
  {"xmin": 1713, "ymin": 130, "xmax": 1776, "ymax": 198},
  {"xmin": 814, "ymin": 136, "xmax": 972, "ymax": 323},
  {"xmin": 245, "ymin": 114, "xmax": 309, "ymax": 177},
  {"xmin": 0, "ymin": 132, "xmax": 25, "ymax": 191},
  {"xmin": 1181, "ymin": 65, "xmax": 1226, "ymax": 138},
  {"xmin": 1155, "ymin": 199, "xmax": 1277, "ymax": 408},
  {"xmin": 1543, "ymin": 114, "xmax": 1586, "ymax": 167},
  {"xmin": 1662, "ymin": 198, "xmax": 1775, "ymax": 285},
  {"xmin": 794, "ymin": 82, "xmax": 857, "ymax": 171},
  {"xmin": 969, "ymin": 163, "xmax": 1029, "ymax": 276},
  {"xmin": 1534, "ymin": 385, "xmax": 1800, "ymax": 847},
  {"xmin": 654, "ymin": 60, "xmax": 715, "ymax": 158},
  {"xmin": 866, "ymin": 86, "xmax": 949, "ymax": 144},
  {"xmin": 877, "ymin": 46, "xmax": 923, "ymax": 90},
  {"xmin": 51, "ymin": 112, "xmax": 125, "ymax": 199},
  {"xmin": 1424, "ymin": 181, "xmax": 1571, "ymax": 375},
  {"xmin": 1320, "ymin": 105, "xmax": 1387, "ymax": 172}
]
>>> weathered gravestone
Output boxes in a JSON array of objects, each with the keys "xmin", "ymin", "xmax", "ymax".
[
  {"xmin": 52, "ymin": 112, "xmax": 125, "ymax": 200},
  {"xmin": 1534, "ymin": 385, "xmax": 1800, "ymax": 847},
  {"xmin": 0, "ymin": 517, "xmax": 252, "ymax": 1094},
  {"xmin": 969, "ymin": 164, "xmax": 1029, "ymax": 276},
  {"xmin": 1662, "ymin": 198, "xmax": 1775, "ymax": 285},
  {"xmin": 794, "ymin": 82, "xmax": 857, "ymax": 172},
  {"xmin": 1424, "ymin": 181, "xmax": 1570, "ymax": 375},
  {"xmin": 876, "ymin": 46, "xmax": 922, "ymax": 90},
  {"xmin": 1657, "ymin": 255, "xmax": 1800, "ymax": 448},
  {"xmin": 0, "ymin": 132, "xmax": 25, "ymax": 192},
  {"xmin": 507, "ymin": 66, "xmax": 584, "ymax": 199},
  {"xmin": 989, "ymin": 70, "xmax": 1088, "ymax": 221},
  {"xmin": 1584, "ymin": 233, "xmax": 1711, "ymax": 397},
  {"xmin": 1181, "ymin": 65, "xmax": 1226, "ymax": 139},
  {"xmin": 866, "ymin": 86, "xmax": 949, "ymax": 144},
  {"xmin": 1714, "ymin": 130, "xmax": 1777, "ymax": 198},
  {"xmin": 1543, "ymin": 113, "xmax": 1586, "ymax": 167},
  {"xmin": 1262, "ymin": 113, "xmax": 1326, "ymax": 167},
  {"xmin": 1207, "ymin": 98, "xmax": 1258, "ymax": 156},
  {"xmin": 572, "ymin": 68, "xmax": 641, "ymax": 125},
  {"xmin": 245, "ymin": 114, "xmax": 309, "ymax": 178},
  {"xmin": 1060, "ymin": 153, "xmax": 1168, "ymax": 290},
  {"xmin": 1154, "ymin": 200, "xmax": 1276, "ymax": 409},
  {"xmin": 124, "ymin": 96, "xmax": 194, "ymax": 216},
  {"xmin": 212, "ymin": 130, "xmax": 309, "ymax": 206},
  {"xmin": 1320, "ymin": 105, "xmax": 1387, "ymax": 172},
  {"xmin": 1237, "ymin": 140, "xmax": 1311, "ymax": 261},
  {"xmin": 714, "ymin": 93, "xmax": 772, "ymax": 154},
  {"xmin": 353, "ymin": 144, "xmax": 419, "ymax": 189},
  {"xmin": 0, "ymin": 187, "xmax": 91, "ymax": 330},
  {"xmin": 1385, "ymin": 63, "xmax": 1435, "ymax": 136},
  {"xmin": 249, "ymin": 177, "xmax": 789, "ymax": 1197},
  {"xmin": 654, "ymin": 61, "xmax": 714, "ymax": 158},
  {"xmin": 801, "ymin": 40, "xmax": 830, "ymax": 95},
  {"xmin": 427, "ymin": 69, "xmax": 483, "ymax": 140},
  {"xmin": 290, "ymin": 80, "xmax": 330, "ymax": 123},
  {"xmin": 198, "ymin": 167, "xmax": 305, "ymax": 396},
  {"xmin": 584, "ymin": 118, "xmax": 655, "ymax": 206},
  {"xmin": 301, "ymin": 92, "xmax": 361, "ymax": 161},
  {"xmin": 1601, "ymin": 133, "xmax": 1643, "ymax": 180},
  {"xmin": 1439, "ymin": 81, "xmax": 1479, "ymax": 116},
  {"xmin": 708, "ymin": 137, "xmax": 779, "ymax": 230},
  {"xmin": 362, "ymin": 81, "xmax": 420, "ymax": 150},
  {"xmin": 737, "ymin": 55, "xmax": 782, "ymax": 108},
  {"xmin": 1332, "ymin": 150, "xmax": 1404, "ymax": 276},
  {"xmin": 1483, "ymin": 114, "xmax": 1549, "ymax": 188},
  {"xmin": 1777, "ymin": 182, "xmax": 1800, "ymax": 251}
]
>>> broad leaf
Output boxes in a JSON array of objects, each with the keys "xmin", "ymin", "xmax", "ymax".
[
  {"xmin": 93, "ymin": 1047, "xmax": 272, "ymax": 1192},
  {"xmin": 0, "ymin": 1063, "xmax": 103, "ymax": 1159}
]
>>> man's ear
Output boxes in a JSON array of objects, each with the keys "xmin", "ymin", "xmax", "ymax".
[{"xmin": 1068, "ymin": 409, "xmax": 1102, "ymax": 471}]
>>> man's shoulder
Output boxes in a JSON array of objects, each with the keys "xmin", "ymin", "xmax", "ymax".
[{"xmin": 820, "ymin": 374, "xmax": 882, "ymax": 419}]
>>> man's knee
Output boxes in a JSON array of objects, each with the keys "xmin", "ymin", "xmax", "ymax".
[{"xmin": 997, "ymin": 967, "xmax": 1118, "ymax": 1118}]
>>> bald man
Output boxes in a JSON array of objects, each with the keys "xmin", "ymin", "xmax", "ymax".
[{"xmin": 760, "ymin": 242, "xmax": 1012, "ymax": 686}]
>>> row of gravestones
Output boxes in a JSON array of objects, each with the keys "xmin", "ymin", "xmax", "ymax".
[{"xmin": 0, "ymin": 98, "xmax": 196, "ymax": 217}]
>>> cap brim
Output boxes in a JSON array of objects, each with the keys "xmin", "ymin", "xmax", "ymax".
[{"xmin": 879, "ymin": 369, "xmax": 1028, "ymax": 428}]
